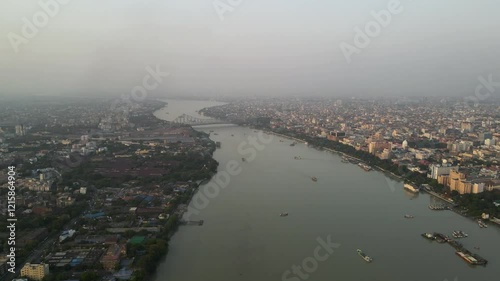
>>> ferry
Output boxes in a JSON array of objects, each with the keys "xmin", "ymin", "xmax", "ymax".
[
  {"xmin": 404, "ymin": 183, "xmax": 420, "ymax": 193},
  {"xmin": 311, "ymin": 177, "xmax": 318, "ymax": 182},
  {"xmin": 357, "ymin": 249, "xmax": 373, "ymax": 263},
  {"xmin": 280, "ymin": 212, "xmax": 288, "ymax": 217}
]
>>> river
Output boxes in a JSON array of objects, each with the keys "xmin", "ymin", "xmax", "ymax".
[{"xmin": 153, "ymin": 100, "xmax": 500, "ymax": 281}]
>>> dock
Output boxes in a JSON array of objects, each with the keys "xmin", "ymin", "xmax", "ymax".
[{"xmin": 422, "ymin": 232, "xmax": 488, "ymax": 265}]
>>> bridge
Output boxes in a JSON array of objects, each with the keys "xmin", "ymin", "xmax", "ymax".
[{"xmin": 172, "ymin": 114, "xmax": 227, "ymax": 125}]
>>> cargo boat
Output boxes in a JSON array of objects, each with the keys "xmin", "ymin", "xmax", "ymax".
[
  {"xmin": 357, "ymin": 249, "xmax": 372, "ymax": 262},
  {"xmin": 456, "ymin": 251, "xmax": 487, "ymax": 265}
]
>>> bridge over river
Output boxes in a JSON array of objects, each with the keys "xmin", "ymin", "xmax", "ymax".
[{"xmin": 171, "ymin": 114, "xmax": 228, "ymax": 126}]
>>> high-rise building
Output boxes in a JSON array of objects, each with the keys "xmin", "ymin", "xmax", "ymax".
[
  {"xmin": 15, "ymin": 124, "xmax": 25, "ymax": 136},
  {"xmin": 20, "ymin": 263, "xmax": 49, "ymax": 281},
  {"xmin": 428, "ymin": 163, "xmax": 456, "ymax": 179}
]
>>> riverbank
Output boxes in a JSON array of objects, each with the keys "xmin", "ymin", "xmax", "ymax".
[
  {"xmin": 265, "ymin": 129, "xmax": 405, "ymax": 181},
  {"xmin": 255, "ymin": 127, "xmax": 500, "ymax": 227}
]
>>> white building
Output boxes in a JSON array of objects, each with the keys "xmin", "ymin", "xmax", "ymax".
[{"xmin": 428, "ymin": 163, "xmax": 456, "ymax": 179}]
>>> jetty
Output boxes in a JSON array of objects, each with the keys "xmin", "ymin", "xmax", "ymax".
[
  {"xmin": 179, "ymin": 220, "xmax": 204, "ymax": 226},
  {"xmin": 421, "ymin": 232, "xmax": 488, "ymax": 266}
]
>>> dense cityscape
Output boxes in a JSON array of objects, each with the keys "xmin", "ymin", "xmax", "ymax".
[
  {"xmin": 201, "ymin": 97, "xmax": 500, "ymax": 217},
  {"xmin": 0, "ymin": 95, "xmax": 499, "ymax": 280},
  {"xmin": 0, "ymin": 97, "xmax": 218, "ymax": 281}
]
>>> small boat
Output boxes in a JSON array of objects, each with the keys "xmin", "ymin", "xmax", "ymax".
[
  {"xmin": 452, "ymin": 230, "xmax": 468, "ymax": 238},
  {"xmin": 294, "ymin": 156, "xmax": 302, "ymax": 160},
  {"xmin": 421, "ymin": 233, "xmax": 435, "ymax": 240},
  {"xmin": 404, "ymin": 214, "xmax": 414, "ymax": 219},
  {"xmin": 311, "ymin": 177, "xmax": 317, "ymax": 182},
  {"xmin": 280, "ymin": 212, "xmax": 288, "ymax": 217},
  {"xmin": 279, "ymin": 140, "xmax": 284, "ymax": 142},
  {"xmin": 231, "ymin": 134, "xmax": 234, "ymax": 136},
  {"xmin": 242, "ymin": 158, "xmax": 246, "ymax": 162},
  {"xmin": 290, "ymin": 142, "xmax": 296, "ymax": 147},
  {"xmin": 213, "ymin": 133, "xmax": 219, "ymax": 135},
  {"xmin": 474, "ymin": 246, "xmax": 480, "ymax": 250},
  {"xmin": 478, "ymin": 220, "xmax": 488, "ymax": 228},
  {"xmin": 357, "ymin": 249, "xmax": 373, "ymax": 263}
]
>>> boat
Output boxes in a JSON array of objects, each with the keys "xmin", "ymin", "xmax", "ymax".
[
  {"xmin": 290, "ymin": 142, "xmax": 296, "ymax": 147},
  {"xmin": 404, "ymin": 214, "xmax": 414, "ymax": 219},
  {"xmin": 421, "ymin": 233, "xmax": 435, "ymax": 240},
  {"xmin": 305, "ymin": 142, "xmax": 309, "ymax": 146},
  {"xmin": 474, "ymin": 246, "xmax": 480, "ymax": 250},
  {"xmin": 404, "ymin": 183, "xmax": 420, "ymax": 193},
  {"xmin": 357, "ymin": 163, "xmax": 372, "ymax": 171},
  {"xmin": 452, "ymin": 230, "xmax": 468, "ymax": 238},
  {"xmin": 357, "ymin": 249, "xmax": 373, "ymax": 263},
  {"xmin": 455, "ymin": 251, "xmax": 487, "ymax": 265},
  {"xmin": 429, "ymin": 205, "xmax": 447, "ymax": 210},
  {"xmin": 311, "ymin": 177, "xmax": 317, "ymax": 182},
  {"xmin": 213, "ymin": 133, "xmax": 218, "ymax": 135},
  {"xmin": 242, "ymin": 158, "xmax": 246, "ymax": 162},
  {"xmin": 294, "ymin": 156, "xmax": 302, "ymax": 160},
  {"xmin": 433, "ymin": 232, "xmax": 449, "ymax": 243},
  {"xmin": 477, "ymin": 220, "xmax": 488, "ymax": 228},
  {"xmin": 279, "ymin": 140, "xmax": 284, "ymax": 142},
  {"xmin": 280, "ymin": 212, "xmax": 288, "ymax": 217}
]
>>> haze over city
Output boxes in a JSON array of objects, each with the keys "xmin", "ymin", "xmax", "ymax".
[{"xmin": 2, "ymin": 0, "xmax": 500, "ymax": 97}]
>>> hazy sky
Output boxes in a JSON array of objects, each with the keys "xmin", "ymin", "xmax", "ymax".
[{"xmin": 1, "ymin": 0, "xmax": 500, "ymax": 98}]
